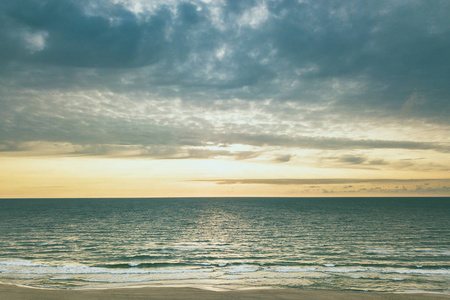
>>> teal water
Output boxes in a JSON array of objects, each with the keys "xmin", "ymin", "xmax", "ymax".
[{"xmin": 0, "ymin": 197, "xmax": 449, "ymax": 293}]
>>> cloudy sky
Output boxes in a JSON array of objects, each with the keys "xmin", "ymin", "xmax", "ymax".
[{"xmin": 1, "ymin": 0, "xmax": 449, "ymax": 197}]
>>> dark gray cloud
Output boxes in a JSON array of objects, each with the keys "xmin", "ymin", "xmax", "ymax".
[
  {"xmin": 338, "ymin": 184, "xmax": 450, "ymax": 195},
  {"xmin": 275, "ymin": 154, "xmax": 291, "ymax": 163},
  {"xmin": 369, "ymin": 159, "xmax": 389, "ymax": 166},
  {"xmin": 198, "ymin": 178, "xmax": 450, "ymax": 186},
  {"xmin": 213, "ymin": 133, "xmax": 448, "ymax": 152},
  {"xmin": 339, "ymin": 155, "xmax": 366, "ymax": 165},
  {"xmin": 1, "ymin": 100, "xmax": 447, "ymax": 156},
  {"xmin": 1, "ymin": 0, "xmax": 170, "ymax": 68},
  {"xmin": 1, "ymin": 0, "xmax": 449, "ymax": 106},
  {"xmin": 1, "ymin": 0, "xmax": 449, "ymax": 160}
]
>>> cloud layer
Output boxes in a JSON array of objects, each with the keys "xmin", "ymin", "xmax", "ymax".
[
  {"xmin": 199, "ymin": 178, "xmax": 450, "ymax": 185},
  {"xmin": 1, "ymin": 0, "xmax": 449, "ymax": 187},
  {"xmin": 2, "ymin": 0, "xmax": 449, "ymax": 104}
]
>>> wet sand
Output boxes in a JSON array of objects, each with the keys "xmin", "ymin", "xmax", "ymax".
[{"xmin": 1, "ymin": 284, "xmax": 449, "ymax": 300}]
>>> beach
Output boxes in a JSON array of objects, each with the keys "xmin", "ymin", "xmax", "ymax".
[{"xmin": 1, "ymin": 285, "xmax": 449, "ymax": 300}]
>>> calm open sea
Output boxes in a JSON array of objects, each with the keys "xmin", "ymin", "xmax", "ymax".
[{"xmin": 0, "ymin": 197, "xmax": 449, "ymax": 293}]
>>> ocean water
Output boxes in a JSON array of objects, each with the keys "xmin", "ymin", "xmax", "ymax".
[{"xmin": 0, "ymin": 197, "xmax": 449, "ymax": 293}]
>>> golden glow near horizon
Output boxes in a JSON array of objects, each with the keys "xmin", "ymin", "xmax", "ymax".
[
  {"xmin": 1, "ymin": 147, "xmax": 449, "ymax": 198},
  {"xmin": 1, "ymin": 1, "xmax": 449, "ymax": 198},
  {"xmin": 1, "ymin": 103, "xmax": 449, "ymax": 198}
]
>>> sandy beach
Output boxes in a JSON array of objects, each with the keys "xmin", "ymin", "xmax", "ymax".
[{"xmin": 1, "ymin": 284, "xmax": 449, "ymax": 300}]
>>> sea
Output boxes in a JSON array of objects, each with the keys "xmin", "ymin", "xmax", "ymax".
[{"xmin": 0, "ymin": 197, "xmax": 449, "ymax": 294}]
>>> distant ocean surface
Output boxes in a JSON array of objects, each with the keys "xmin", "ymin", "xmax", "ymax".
[{"xmin": 0, "ymin": 197, "xmax": 449, "ymax": 293}]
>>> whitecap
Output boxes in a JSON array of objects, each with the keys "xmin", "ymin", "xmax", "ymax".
[{"xmin": 225, "ymin": 265, "xmax": 258, "ymax": 274}]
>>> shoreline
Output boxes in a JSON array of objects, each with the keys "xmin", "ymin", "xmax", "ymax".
[{"xmin": 1, "ymin": 284, "xmax": 449, "ymax": 300}]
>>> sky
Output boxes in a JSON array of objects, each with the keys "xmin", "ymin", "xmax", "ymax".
[{"xmin": 1, "ymin": 0, "xmax": 449, "ymax": 198}]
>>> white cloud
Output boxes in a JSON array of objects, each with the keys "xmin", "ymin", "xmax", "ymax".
[
  {"xmin": 238, "ymin": 1, "xmax": 269, "ymax": 29},
  {"xmin": 23, "ymin": 31, "xmax": 48, "ymax": 53}
]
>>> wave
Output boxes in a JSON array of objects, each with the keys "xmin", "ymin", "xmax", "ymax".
[
  {"xmin": 267, "ymin": 267, "xmax": 318, "ymax": 273},
  {"xmin": 0, "ymin": 259, "xmax": 44, "ymax": 267},
  {"xmin": 95, "ymin": 262, "xmax": 194, "ymax": 269},
  {"xmin": 1, "ymin": 259, "xmax": 449, "ymax": 277},
  {"xmin": 366, "ymin": 249, "xmax": 450, "ymax": 256},
  {"xmin": 0, "ymin": 260, "xmax": 211, "ymax": 275},
  {"xmin": 81, "ymin": 275, "xmax": 212, "ymax": 283},
  {"xmin": 224, "ymin": 265, "xmax": 259, "ymax": 274},
  {"xmin": 118, "ymin": 255, "xmax": 169, "ymax": 261}
]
